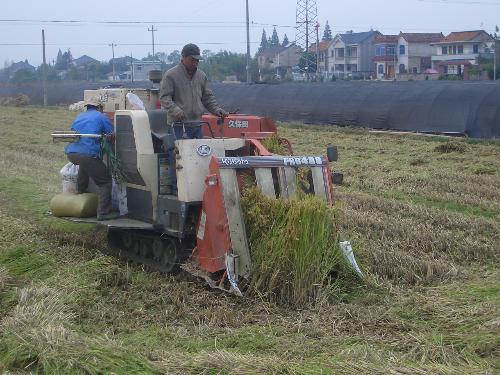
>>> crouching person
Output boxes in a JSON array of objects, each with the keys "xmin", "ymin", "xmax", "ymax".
[{"xmin": 65, "ymin": 96, "xmax": 118, "ymax": 221}]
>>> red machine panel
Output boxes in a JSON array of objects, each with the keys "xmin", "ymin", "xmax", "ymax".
[{"xmin": 201, "ymin": 114, "xmax": 278, "ymax": 139}]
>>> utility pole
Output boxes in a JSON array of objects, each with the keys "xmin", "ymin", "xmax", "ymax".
[
  {"xmin": 148, "ymin": 25, "xmax": 157, "ymax": 58},
  {"xmin": 494, "ymin": 26, "xmax": 499, "ymax": 81},
  {"xmin": 494, "ymin": 41, "xmax": 497, "ymax": 81},
  {"xmin": 41, "ymin": 29, "xmax": 47, "ymax": 106},
  {"xmin": 245, "ymin": 0, "xmax": 251, "ymax": 83},
  {"xmin": 315, "ymin": 22, "xmax": 320, "ymax": 80},
  {"xmin": 394, "ymin": 39, "xmax": 397, "ymax": 80},
  {"xmin": 109, "ymin": 43, "xmax": 117, "ymax": 81},
  {"xmin": 131, "ymin": 52, "xmax": 134, "ymax": 82}
]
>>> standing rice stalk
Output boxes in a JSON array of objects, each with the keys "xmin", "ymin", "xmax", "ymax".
[{"xmin": 241, "ymin": 188, "xmax": 357, "ymax": 306}]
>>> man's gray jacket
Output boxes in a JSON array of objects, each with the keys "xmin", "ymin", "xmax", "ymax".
[{"xmin": 159, "ymin": 63, "xmax": 222, "ymax": 124}]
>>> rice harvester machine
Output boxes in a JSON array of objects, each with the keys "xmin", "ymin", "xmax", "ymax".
[{"xmin": 54, "ymin": 109, "xmax": 340, "ymax": 294}]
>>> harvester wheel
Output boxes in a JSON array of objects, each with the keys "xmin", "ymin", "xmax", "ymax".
[
  {"xmin": 105, "ymin": 229, "xmax": 121, "ymax": 256},
  {"xmin": 121, "ymin": 231, "xmax": 133, "ymax": 251},
  {"xmin": 131, "ymin": 238, "xmax": 142, "ymax": 256},
  {"xmin": 152, "ymin": 238, "xmax": 163, "ymax": 260},
  {"xmin": 140, "ymin": 240, "xmax": 151, "ymax": 259},
  {"xmin": 159, "ymin": 238, "xmax": 178, "ymax": 273}
]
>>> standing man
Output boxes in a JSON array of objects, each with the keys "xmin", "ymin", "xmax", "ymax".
[
  {"xmin": 160, "ymin": 43, "xmax": 228, "ymax": 138},
  {"xmin": 159, "ymin": 43, "xmax": 228, "ymax": 194},
  {"xmin": 65, "ymin": 96, "xmax": 118, "ymax": 221}
]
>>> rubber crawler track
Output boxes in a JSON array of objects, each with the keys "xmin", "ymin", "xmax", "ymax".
[{"xmin": 106, "ymin": 228, "xmax": 193, "ymax": 273}]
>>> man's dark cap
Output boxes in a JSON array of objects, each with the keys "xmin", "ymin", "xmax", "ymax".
[{"xmin": 181, "ymin": 43, "xmax": 203, "ymax": 60}]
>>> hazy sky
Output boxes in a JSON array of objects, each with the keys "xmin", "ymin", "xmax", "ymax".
[{"xmin": 1, "ymin": 0, "xmax": 499, "ymax": 66}]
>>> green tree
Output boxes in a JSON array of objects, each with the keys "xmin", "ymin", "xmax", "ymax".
[
  {"xmin": 168, "ymin": 50, "xmax": 181, "ymax": 64},
  {"xmin": 298, "ymin": 53, "xmax": 317, "ymax": 73},
  {"xmin": 55, "ymin": 49, "xmax": 73, "ymax": 70},
  {"xmin": 199, "ymin": 51, "xmax": 258, "ymax": 82},
  {"xmin": 259, "ymin": 29, "xmax": 268, "ymax": 52},
  {"xmin": 36, "ymin": 64, "xmax": 59, "ymax": 81},
  {"xmin": 282, "ymin": 34, "xmax": 289, "ymax": 46},
  {"xmin": 271, "ymin": 27, "xmax": 280, "ymax": 47},
  {"xmin": 11, "ymin": 68, "xmax": 36, "ymax": 83},
  {"xmin": 202, "ymin": 49, "xmax": 214, "ymax": 60},
  {"xmin": 322, "ymin": 21, "xmax": 333, "ymax": 41},
  {"xmin": 55, "ymin": 49, "xmax": 63, "ymax": 68},
  {"xmin": 155, "ymin": 52, "xmax": 169, "ymax": 64}
]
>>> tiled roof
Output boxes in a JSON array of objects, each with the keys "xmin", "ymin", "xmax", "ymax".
[
  {"xmin": 444, "ymin": 30, "xmax": 490, "ymax": 42},
  {"xmin": 400, "ymin": 33, "xmax": 444, "ymax": 43},
  {"xmin": 72, "ymin": 55, "xmax": 98, "ymax": 66},
  {"xmin": 258, "ymin": 46, "xmax": 287, "ymax": 57},
  {"xmin": 259, "ymin": 44, "xmax": 300, "ymax": 57},
  {"xmin": 340, "ymin": 30, "xmax": 379, "ymax": 44},
  {"xmin": 373, "ymin": 34, "xmax": 398, "ymax": 43},
  {"xmin": 308, "ymin": 40, "xmax": 333, "ymax": 52},
  {"xmin": 10, "ymin": 61, "xmax": 35, "ymax": 72}
]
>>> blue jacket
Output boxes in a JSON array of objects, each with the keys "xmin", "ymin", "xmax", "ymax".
[{"xmin": 65, "ymin": 108, "xmax": 114, "ymax": 157}]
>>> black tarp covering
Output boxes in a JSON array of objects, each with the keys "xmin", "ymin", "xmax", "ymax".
[
  {"xmin": 210, "ymin": 81, "xmax": 500, "ymax": 138},
  {"xmin": 0, "ymin": 80, "xmax": 498, "ymax": 138}
]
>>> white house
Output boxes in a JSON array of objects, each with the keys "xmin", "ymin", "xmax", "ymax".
[
  {"xmin": 396, "ymin": 33, "xmax": 444, "ymax": 74},
  {"xmin": 431, "ymin": 30, "xmax": 494, "ymax": 78},
  {"xmin": 130, "ymin": 61, "xmax": 162, "ymax": 81},
  {"xmin": 328, "ymin": 30, "xmax": 380, "ymax": 79}
]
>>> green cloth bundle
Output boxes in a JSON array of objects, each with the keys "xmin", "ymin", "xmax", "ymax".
[{"xmin": 50, "ymin": 193, "xmax": 98, "ymax": 218}]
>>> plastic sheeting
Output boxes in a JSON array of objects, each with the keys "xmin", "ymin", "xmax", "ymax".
[
  {"xmin": 1, "ymin": 81, "xmax": 498, "ymax": 138},
  {"xmin": 211, "ymin": 81, "xmax": 500, "ymax": 138}
]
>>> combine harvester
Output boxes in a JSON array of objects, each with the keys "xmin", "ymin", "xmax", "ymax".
[{"xmin": 54, "ymin": 84, "xmax": 341, "ymax": 294}]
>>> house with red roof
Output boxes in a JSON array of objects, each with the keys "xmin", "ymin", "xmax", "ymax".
[
  {"xmin": 397, "ymin": 33, "xmax": 444, "ymax": 74},
  {"xmin": 308, "ymin": 40, "xmax": 333, "ymax": 78},
  {"xmin": 373, "ymin": 32, "xmax": 444, "ymax": 79},
  {"xmin": 372, "ymin": 34, "xmax": 399, "ymax": 79},
  {"xmin": 431, "ymin": 30, "xmax": 494, "ymax": 78}
]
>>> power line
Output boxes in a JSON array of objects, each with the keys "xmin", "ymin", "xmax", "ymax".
[
  {"xmin": 0, "ymin": 19, "xmax": 249, "ymax": 24},
  {"xmin": 0, "ymin": 42, "xmax": 258, "ymax": 46},
  {"xmin": 417, "ymin": 0, "xmax": 500, "ymax": 5}
]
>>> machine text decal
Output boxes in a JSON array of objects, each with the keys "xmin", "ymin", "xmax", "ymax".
[
  {"xmin": 283, "ymin": 156, "xmax": 324, "ymax": 166},
  {"xmin": 228, "ymin": 120, "xmax": 249, "ymax": 128},
  {"xmin": 220, "ymin": 157, "xmax": 250, "ymax": 166}
]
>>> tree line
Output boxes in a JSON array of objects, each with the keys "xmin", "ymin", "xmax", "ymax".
[{"xmin": 1, "ymin": 21, "xmax": 337, "ymax": 84}]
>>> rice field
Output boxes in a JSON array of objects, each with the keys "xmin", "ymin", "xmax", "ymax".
[{"xmin": 0, "ymin": 105, "xmax": 498, "ymax": 374}]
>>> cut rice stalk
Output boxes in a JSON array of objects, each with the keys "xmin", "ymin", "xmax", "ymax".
[{"xmin": 241, "ymin": 187, "xmax": 358, "ymax": 306}]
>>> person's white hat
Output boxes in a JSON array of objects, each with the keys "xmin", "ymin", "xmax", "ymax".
[{"xmin": 84, "ymin": 96, "xmax": 103, "ymax": 107}]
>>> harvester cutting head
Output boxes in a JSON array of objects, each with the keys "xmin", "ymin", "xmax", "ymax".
[{"xmin": 188, "ymin": 149, "xmax": 337, "ymax": 295}]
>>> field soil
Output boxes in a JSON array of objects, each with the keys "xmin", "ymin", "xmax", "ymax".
[{"xmin": 0, "ymin": 105, "xmax": 498, "ymax": 374}]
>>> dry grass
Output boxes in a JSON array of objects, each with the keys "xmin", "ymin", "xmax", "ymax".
[{"xmin": 0, "ymin": 106, "xmax": 498, "ymax": 374}]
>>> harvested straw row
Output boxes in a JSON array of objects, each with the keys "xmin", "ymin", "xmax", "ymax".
[{"xmin": 0, "ymin": 284, "xmax": 157, "ymax": 373}]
